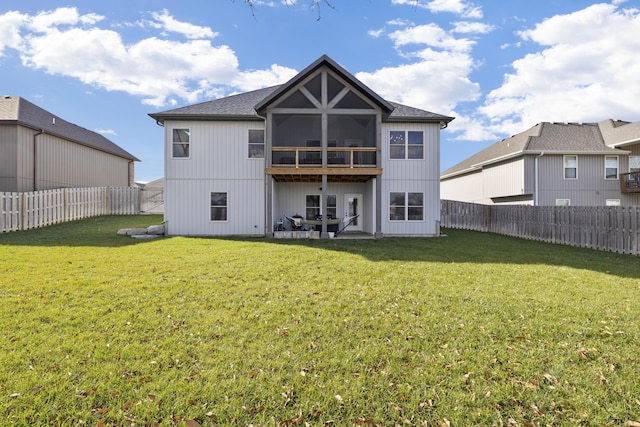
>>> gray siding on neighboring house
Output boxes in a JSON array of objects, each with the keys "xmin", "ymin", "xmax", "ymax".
[
  {"xmin": 441, "ymin": 170, "xmax": 486, "ymax": 203},
  {"xmin": 31, "ymin": 129, "xmax": 132, "ymax": 190},
  {"xmin": 482, "ymin": 158, "xmax": 527, "ymax": 199},
  {"xmin": 0, "ymin": 125, "xmax": 18, "ymax": 191},
  {"xmin": 0, "ymin": 97, "xmax": 138, "ymax": 192},
  {"xmin": 537, "ymin": 154, "xmax": 624, "ymax": 205}
]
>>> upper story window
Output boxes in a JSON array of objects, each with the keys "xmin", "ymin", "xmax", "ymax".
[
  {"xmin": 389, "ymin": 192, "xmax": 424, "ymax": 221},
  {"xmin": 563, "ymin": 155, "xmax": 577, "ymax": 179},
  {"xmin": 629, "ymin": 155, "xmax": 640, "ymax": 172},
  {"xmin": 390, "ymin": 131, "xmax": 424, "ymax": 160},
  {"xmin": 248, "ymin": 129, "xmax": 264, "ymax": 159},
  {"xmin": 172, "ymin": 129, "xmax": 190, "ymax": 158},
  {"xmin": 605, "ymin": 156, "xmax": 618, "ymax": 180}
]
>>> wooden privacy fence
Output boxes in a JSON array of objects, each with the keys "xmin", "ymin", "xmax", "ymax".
[
  {"xmin": 1, "ymin": 187, "xmax": 140, "ymax": 233},
  {"xmin": 441, "ymin": 200, "xmax": 640, "ymax": 256}
]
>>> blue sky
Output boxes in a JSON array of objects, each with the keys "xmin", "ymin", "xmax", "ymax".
[{"xmin": 1, "ymin": 0, "xmax": 639, "ymax": 182}]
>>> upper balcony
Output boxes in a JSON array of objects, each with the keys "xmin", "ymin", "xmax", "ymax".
[
  {"xmin": 620, "ymin": 172, "xmax": 640, "ymax": 193},
  {"xmin": 266, "ymin": 146, "xmax": 382, "ymax": 182}
]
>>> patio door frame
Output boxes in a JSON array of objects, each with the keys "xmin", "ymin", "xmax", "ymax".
[{"xmin": 344, "ymin": 193, "xmax": 363, "ymax": 232}]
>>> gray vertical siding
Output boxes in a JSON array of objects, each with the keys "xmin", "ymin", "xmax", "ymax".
[
  {"xmin": 538, "ymin": 154, "xmax": 625, "ymax": 206},
  {"xmin": 0, "ymin": 125, "xmax": 19, "ymax": 191},
  {"xmin": 380, "ymin": 122, "xmax": 441, "ymax": 235},
  {"xmin": 1, "ymin": 125, "xmax": 131, "ymax": 192}
]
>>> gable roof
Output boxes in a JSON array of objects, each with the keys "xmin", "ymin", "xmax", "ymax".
[
  {"xmin": 441, "ymin": 121, "xmax": 628, "ymax": 179},
  {"xmin": 0, "ymin": 96, "xmax": 139, "ymax": 161},
  {"xmin": 254, "ymin": 54, "xmax": 395, "ymax": 115},
  {"xmin": 149, "ymin": 55, "xmax": 454, "ymax": 125}
]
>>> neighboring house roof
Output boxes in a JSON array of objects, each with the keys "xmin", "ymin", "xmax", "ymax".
[
  {"xmin": 0, "ymin": 96, "xmax": 139, "ymax": 161},
  {"xmin": 149, "ymin": 55, "xmax": 454, "ymax": 125},
  {"xmin": 598, "ymin": 119, "xmax": 640, "ymax": 148},
  {"xmin": 441, "ymin": 121, "xmax": 630, "ymax": 179}
]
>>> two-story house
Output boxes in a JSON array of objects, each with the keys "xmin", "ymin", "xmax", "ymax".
[
  {"xmin": 441, "ymin": 120, "xmax": 640, "ymax": 206},
  {"xmin": 149, "ymin": 55, "xmax": 453, "ymax": 237}
]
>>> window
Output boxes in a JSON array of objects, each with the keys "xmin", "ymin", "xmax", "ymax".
[
  {"xmin": 248, "ymin": 129, "xmax": 264, "ymax": 158},
  {"xmin": 172, "ymin": 129, "xmax": 190, "ymax": 158},
  {"xmin": 556, "ymin": 199, "xmax": 570, "ymax": 206},
  {"xmin": 390, "ymin": 131, "xmax": 424, "ymax": 160},
  {"xmin": 210, "ymin": 192, "xmax": 227, "ymax": 221},
  {"xmin": 563, "ymin": 155, "xmax": 577, "ymax": 179},
  {"xmin": 629, "ymin": 156, "xmax": 640, "ymax": 173},
  {"xmin": 389, "ymin": 192, "xmax": 424, "ymax": 221},
  {"xmin": 605, "ymin": 156, "xmax": 618, "ymax": 179},
  {"xmin": 606, "ymin": 199, "xmax": 621, "ymax": 206},
  {"xmin": 306, "ymin": 195, "xmax": 337, "ymax": 220}
]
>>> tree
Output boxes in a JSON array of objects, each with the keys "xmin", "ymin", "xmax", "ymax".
[{"xmin": 237, "ymin": 0, "xmax": 336, "ymax": 20}]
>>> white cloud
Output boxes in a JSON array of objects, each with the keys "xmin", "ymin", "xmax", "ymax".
[
  {"xmin": 96, "ymin": 128, "xmax": 117, "ymax": 136},
  {"xmin": 358, "ymin": 23, "xmax": 481, "ymax": 115},
  {"xmin": 451, "ymin": 21, "xmax": 495, "ymax": 34},
  {"xmin": 480, "ymin": 3, "xmax": 640, "ymax": 131},
  {"xmin": 392, "ymin": 0, "xmax": 483, "ymax": 19},
  {"xmin": 148, "ymin": 9, "xmax": 216, "ymax": 39},
  {"xmin": 231, "ymin": 64, "xmax": 298, "ymax": 92},
  {"xmin": 0, "ymin": 11, "xmax": 27, "ymax": 55},
  {"xmin": 0, "ymin": 7, "xmax": 295, "ymax": 107}
]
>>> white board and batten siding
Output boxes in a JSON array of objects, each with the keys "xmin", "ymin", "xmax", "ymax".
[
  {"xmin": 379, "ymin": 123, "xmax": 441, "ymax": 236},
  {"xmin": 272, "ymin": 181, "xmax": 374, "ymax": 233},
  {"xmin": 163, "ymin": 120, "xmax": 266, "ymax": 236}
]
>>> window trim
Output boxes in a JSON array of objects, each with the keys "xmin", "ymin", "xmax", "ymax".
[
  {"xmin": 563, "ymin": 155, "xmax": 577, "ymax": 180},
  {"xmin": 171, "ymin": 128, "xmax": 190, "ymax": 159},
  {"xmin": 305, "ymin": 194, "xmax": 337, "ymax": 220},
  {"xmin": 210, "ymin": 192, "xmax": 228, "ymax": 222},
  {"xmin": 389, "ymin": 130, "xmax": 424, "ymax": 160},
  {"xmin": 389, "ymin": 191, "xmax": 424, "ymax": 222},
  {"xmin": 604, "ymin": 155, "xmax": 619, "ymax": 180},
  {"xmin": 248, "ymin": 129, "xmax": 265, "ymax": 159}
]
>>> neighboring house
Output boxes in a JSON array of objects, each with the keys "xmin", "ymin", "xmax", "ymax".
[
  {"xmin": 149, "ymin": 55, "xmax": 454, "ymax": 237},
  {"xmin": 441, "ymin": 120, "xmax": 640, "ymax": 206},
  {"xmin": 0, "ymin": 96, "xmax": 139, "ymax": 192}
]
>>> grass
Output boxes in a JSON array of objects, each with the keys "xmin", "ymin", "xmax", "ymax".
[{"xmin": 1, "ymin": 215, "xmax": 640, "ymax": 426}]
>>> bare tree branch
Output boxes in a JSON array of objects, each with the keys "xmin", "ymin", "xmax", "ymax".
[{"xmin": 235, "ymin": 0, "xmax": 337, "ymax": 20}]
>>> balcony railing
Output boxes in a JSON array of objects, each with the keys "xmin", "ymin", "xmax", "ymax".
[
  {"xmin": 620, "ymin": 172, "xmax": 640, "ymax": 193},
  {"xmin": 271, "ymin": 147, "xmax": 377, "ymax": 168}
]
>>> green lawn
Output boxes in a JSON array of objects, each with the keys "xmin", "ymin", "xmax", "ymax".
[{"xmin": 1, "ymin": 215, "xmax": 639, "ymax": 426}]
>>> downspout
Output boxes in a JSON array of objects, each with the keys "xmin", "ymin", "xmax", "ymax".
[
  {"xmin": 33, "ymin": 129, "xmax": 44, "ymax": 191},
  {"xmin": 534, "ymin": 152, "xmax": 544, "ymax": 205}
]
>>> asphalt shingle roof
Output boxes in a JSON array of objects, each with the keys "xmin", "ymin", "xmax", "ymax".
[
  {"xmin": 441, "ymin": 121, "xmax": 628, "ymax": 179},
  {"xmin": 0, "ymin": 96, "xmax": 139, "ymax": 161},
  {"xmin": 149, "ymin": 56, "xmax": 453, "ymax": 124}
]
